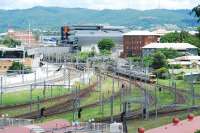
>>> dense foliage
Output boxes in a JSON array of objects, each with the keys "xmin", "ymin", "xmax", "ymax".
[
  {"xmin": 77, "ymin": 52, "xmax": 95, "ymax": 62},
  {"xmin": 192, "ymin": 5, "xmax": 200, "ymax": 22},
  {"xmin": 98, "ymin": 38, "xmax": 115, "ymax": 54},
  {"xmin": 151, "ymin": 51, "xmax": 167, "ymax": 69},
  {"xmin": 8, "ymin": 62, "xmax": 32, "ymax": 74},
  {"xmin": 0, "ymin": 7, "xmax": 197, "ymax": 32},
  {"xmin": 159, "ymin": 48, "xmax": 183, "ymax": 59},
  {"xmin": 0, "ymin": 37, "xmax": 21, "ymax": 48},
  {"xmin": 160, "ymin": 31, "xmax": 200, "ymax": 54},
  {"xmin": 154, "ymin": 67, "xmax": 169, "ymax": 79},
  {"xmin": 195, "ymin": 130, "xmax": 200, "ymax": 133}
]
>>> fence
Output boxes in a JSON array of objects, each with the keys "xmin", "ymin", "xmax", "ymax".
[
  {"xmin": 30, "ymin": 122, "xmax": 117, "ymax": 133},
  {"xmin": 0, "ymin": 118, "xmax": 33, "ymax": 128}
]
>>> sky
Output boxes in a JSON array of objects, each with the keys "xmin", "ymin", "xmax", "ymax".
[{"xmin": 0, "ymin": 0, "xmax": 198, "ymax": 10}]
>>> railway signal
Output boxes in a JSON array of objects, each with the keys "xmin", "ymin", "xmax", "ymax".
[
  {"xmin": 40, "ymin": 107, "xmax": 46, "ymax": 118},
  {"xmin": 78, "ymin": 108, "xmax": 82, "ymax": 119}
]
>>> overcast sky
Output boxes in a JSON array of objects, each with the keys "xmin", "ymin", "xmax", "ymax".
[{"xmin": 0, "ymin": 0, "xmax": 198, "ymax": 10}]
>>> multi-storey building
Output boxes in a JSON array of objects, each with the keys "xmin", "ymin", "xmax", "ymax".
[
  {"xmin": 122, "ymin": 31, "xmax": 160, "ymax": 57},
  {"xmin": 8, "ymin": 29, "xmax": 38, "ymax": 47}
]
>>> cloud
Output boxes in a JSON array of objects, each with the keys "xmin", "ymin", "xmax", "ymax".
[{"xmin": 0, "ymin": 0, "xmax": 198, "ymax": 10}]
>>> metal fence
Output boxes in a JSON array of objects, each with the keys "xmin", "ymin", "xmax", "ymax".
[
  {"xmin": 0, "ymin": 118, "xmax": 33, "ymax": 128},
  {"xmin": 30, "ymin": 122, "xmax": 120, "ymax": 133}
]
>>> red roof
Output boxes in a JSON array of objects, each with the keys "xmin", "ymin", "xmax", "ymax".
[{"xmin": 146, "ymin": 116, "xmax": 200, "ymax": 133}]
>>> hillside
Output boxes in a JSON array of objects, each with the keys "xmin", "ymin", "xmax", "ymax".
[{"xmin": 0, "ymin": 6, "xmax": 198, "ymax": 32}]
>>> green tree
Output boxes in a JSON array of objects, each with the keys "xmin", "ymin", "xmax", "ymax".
[
  {"xmin": 154, "ymin": 67, "xmax": 169, "ymax": 79},
  {"xmin": 8, "ymin": 62, "xmax": 24, "ymax": 73},
  {"xmin": 77, "ymin": 52, "xmax": 95, "ymax": 62},
  {"xmin": 195, "ymin": 130, "xmax": 200, "ymax": 133},
  {"xmin": 8, "ymin": 62, "xmax": 32, "ymax": 74},
  {"xmin": 2, "ymin": 36, "xmax": 21, "ymax": 48},
  {"xmin": 191, "ymin": 5, "xmax": 200, "ymax": 22},
  {"xmin": 197, "ymin": 27, "xmax": 200, "ymax": 39},
  {"xmin": 160, "ymin": 31, "xmax": 200, "ymax": 54},
  {"xmin": 160, "ymin": 31, "xmax": 190, "ymax": 43},
  {"xmin": 98, "ymin": 38, "xmax": 115, "ymax": 52},
  {"xmin": 151, "ymin": 51, "xmax": 167, "ymax": 69},
  {"xmin": 143, "ymin": 56, "xmax": 153, "ymax": 67},
  {"xmin": 159, "ymin": 48, "xmax": 182, "ymax": 59}
]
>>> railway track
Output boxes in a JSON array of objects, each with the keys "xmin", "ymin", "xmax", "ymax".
[
  {"xmin": 96, "ymin": 105, "xmax": 200, "ymax": 123},
  {"xmin": 7, "ymin": 72, "xmax": 190, "ymax": 123},
  {"xmin": 0, "ymin": 83, "xmax": 97, "ymax": 111},
  {"xmin": 15, "ymin": 84, "xmax": 96, "ymax": 119},
  {"xmin": 15, "ymin": 73, "xmax": 153, "ymax": 119},
  {"xmin": 15, "ymin": 87, "xmax": 122, "ymax": 119},
  {"xmin": 104, "ymin": 72, "xmax": 187, "ymax": 104}
]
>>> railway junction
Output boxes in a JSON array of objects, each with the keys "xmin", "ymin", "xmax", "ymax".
[{"xmin": 0, "ymin": 55, "xmax": 199, "ymax": 133}]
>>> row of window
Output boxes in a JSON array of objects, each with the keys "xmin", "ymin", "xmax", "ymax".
[{"xmin": 125, "ymin": 46, "xmax": 141, "ymax": 50}]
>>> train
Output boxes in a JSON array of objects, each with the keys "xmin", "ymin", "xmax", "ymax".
[{"xmin": 107, "ymin": 66, "xmax": 156, "ymax": 83}]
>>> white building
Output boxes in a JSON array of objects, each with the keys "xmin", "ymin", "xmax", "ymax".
[
  {"xmin": 142, "ymin": 43, "xmax": 198, "ymax": 56},
  {"xmin": 169, "ymin": 55, "xmax": 200, "ymax": 68}
]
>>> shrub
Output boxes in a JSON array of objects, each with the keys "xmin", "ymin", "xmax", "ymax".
[
  {"xmin": 195, "ymin": 130, "xmax": 200, "ymax": 133},
  {"xmin": 169, "ymin": 64, "xmax": 182, "ymax": 69},
  {"xmin": 154, "ymin": 67, "xmax": 169, "ymax": 79},
  {"xmin": 98, "ymin": 38, "xmax": 115, "ymax": 51},
  {"xmin": 176, "ymin": 74, "xmax": 183, "ymax": 80}
]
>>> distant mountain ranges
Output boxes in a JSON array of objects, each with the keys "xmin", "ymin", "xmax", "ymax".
[{"xmin": 0, "ymin": 6, "xmax": 198, "ymax": 32}]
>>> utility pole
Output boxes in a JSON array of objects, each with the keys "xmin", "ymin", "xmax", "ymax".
[
  {"xmin": 37, "ymin": 96, "xmax": 40, "ymax": 112},
  {"xmin": 73, "ymin": 86, "xmax": 80, "ymax": 122},
  {"xmin": 46, "ymin": 62, "xmax": 49, "ymax": 80},
  {"xmin": 0, "ymin": 77, "xmax": 3, "ymax": 105},
  {"xmin": 111, "ymin": 72, "xmax": 115, "ymax": 122},
  {"xmin": 64, "ymin": 59, "xmax": 67, "ymax": 86},
  {"xmin": 68, "ymin": 68, "xmax": 71, "ymax": 90},
  {"xmin": 155, "ymin": 85, "xmax": 158, "ymax": 119},
  {"xmin": 30, "ymin": 84, "xmax": 33, "ymax": 112},
  {"xmin": 191, "ymin": 81, "xmax": 195, "ymax": 106},
  {"xmin": 43, "ymin": 81, "xmax": 46, "ymax": 99},
  {"xmin": 34, "ymin": 71, "xmax": 37, "ymax": 89},
  {"xmin": 144, "ymin": 68, "xmax": 149, "ymax": 120},
  {"xmin": 22, "ymin": 48, "xmax": 25, "ymax": 83}
]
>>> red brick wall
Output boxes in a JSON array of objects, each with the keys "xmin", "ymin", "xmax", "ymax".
[{"xmin": 123, "ymin": 35, "xmax": 160, "ymax": 57}]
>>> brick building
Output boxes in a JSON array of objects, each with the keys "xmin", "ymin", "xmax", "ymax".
[
  {"xmin": 8, "ymin": 29, "xmax": 38, "ymax": 47},
  {"xmin": 122, "ymin": 31, "xmax": 160, "ymax": 57}
]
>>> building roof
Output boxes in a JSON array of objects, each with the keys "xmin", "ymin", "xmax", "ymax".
[
  {"xmin": 74, "ymin": 30, "xmax": 124, "ymax": 37},
  {"xmin": 142, "ymin": 43, "xmax": 197, "ymax": 50},
  {"xmin": 174, "ymin": 56, "xmax": 200, "ymax": 61},
  {"xmin": 0, "ymin": 47, "xmax": 24, "ymax": 51},
  {"xmin": 169, "ymin": 61, "xmax": 192, "ymax": 65},
  {"xmin": 153, "ymin": 29, "xmax": 172, "ymax": 36},
  {"xmin": 123, "ymin": 30, "xmax": 160, "ymax": 36},
  {"xmin": 146, "ymin": 116, "xmax": 200, "ymax": 133}
]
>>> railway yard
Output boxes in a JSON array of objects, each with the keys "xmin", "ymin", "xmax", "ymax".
[{"xmin": 0, "ymin": 62, "xmax": 199, "ymax": 133}]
